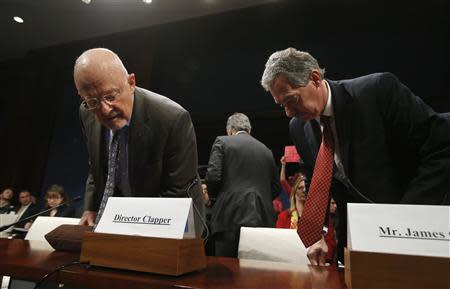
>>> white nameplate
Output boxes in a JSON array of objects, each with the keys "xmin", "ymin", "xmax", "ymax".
[
  {"xmin": 95, "ymin": 197, "xmax": 196, "ymax": 239},
  {"xmin": 347, "ymin": 203, "xmax": 450, "ymax": 258}
]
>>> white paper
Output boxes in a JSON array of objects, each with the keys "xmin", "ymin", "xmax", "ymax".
[
  {"xmin": 25, "ymin": 216, "xmax": 80, "ymax": 250},
  {"xmin": 238, "ymin": 227, "xmax": 309, "ymax": 265},
  {"xmin": 95, "ymin": 197, "xmax": 195, "ymax": 239},
  {"xmin": 0, "ymin": 214, "xmax": 18, "ymax": 238},
  {"xmin": 347, "ymin": 203, "xmax": 450, "ymax": 258}
]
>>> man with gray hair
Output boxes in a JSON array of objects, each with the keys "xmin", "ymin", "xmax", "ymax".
[
  {"xmin": 261, "ymin": 47, "xmax": 450, "ymax": 265},
  {"xmin": 205, "ymin": 113, "xmax": 280, "ymax": 257}
]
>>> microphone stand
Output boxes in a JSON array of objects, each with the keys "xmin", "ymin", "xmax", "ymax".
[{"xmin": 0, "ymin": 197, "xmax": 81, "ymax": 232}]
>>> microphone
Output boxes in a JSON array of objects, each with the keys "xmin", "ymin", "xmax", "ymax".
[
  {"xmin": 0, "ymin": 196, "xmax": 82, "ymax": 232},
  {"xmin": 185, "ymin": 178, "xmax": 210, "ymax": 243}
]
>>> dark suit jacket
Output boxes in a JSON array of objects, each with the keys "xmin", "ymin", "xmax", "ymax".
[
  {"xmin": 290, "ymin": 73, "xmax": 450, "ymax": 259},
  {"xmin": 41, "ymin": 204, "xmax": 76, "ymax": 218},
  {"xmin": 14, "ymin": 204, "xmax": 39, "ymax": 228},
  {"xmin": 80, "ymin": 87, "xmax": 204, "ymax": 235},
  {"xmin": 205, "ymin": 132, "xmax": 280, "ymax": 234}
]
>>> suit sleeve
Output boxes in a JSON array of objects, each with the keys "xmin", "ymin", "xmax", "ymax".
[
  {"xmin": 79, "ymin": 108, "xmax": 96, "ymax": 211},
  {"xmin": 377, "ymin": 72, "xmax": 450, "ymax": 204},
  {"xmin": 161, "ymin": 110, "xmax": 199, "ymax": 198},
  {"xmin": 270, "ymin": 156, "xmax": 281, "ymax": 200},
  {"xmin": 205, "ymin": 137, "xmax": 224, "ymax": 198},
  {"xmin": 83, "ymin": 165, "xmax": 96, "ymax": 211}
]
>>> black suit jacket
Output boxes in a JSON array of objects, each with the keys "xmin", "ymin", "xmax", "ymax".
[
  {"xmin": 14, "ymin": 204, "xmax": 39, "ymax": 228},
  {"xmin": 290, "ymin": 73, "xmax": 450, "ymax": 259},
  {"xmin": 206, "ymin": 133, "xmax": 280, "ymax": 234},
  {"xmin": 80, "ymin": 87, "xmax": 204, "ymax": 235},
  {"xmin": 41, "ymin": 204, "xmax": 76, "ymax": 218}
]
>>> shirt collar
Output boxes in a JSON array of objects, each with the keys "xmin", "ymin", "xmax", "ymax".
[
  {"xmin": 315, "ymin": 80, "xmax": 334, "ymax": 123},
  {"xmin": 322, "ymin": 80, "xmax": 333, "ymax": 117}
]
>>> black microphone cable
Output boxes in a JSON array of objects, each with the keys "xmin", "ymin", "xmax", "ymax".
[
  {"xmin": 185, "ymin": 178, "xmax": 210, "ymax": 245},
  {"xmin": 341, "ymin": 177, "xmax": 374, "ymax": 203},
  {"xmin": 32, "ymin": 261, "xmax": 90, "ymax": 289}
]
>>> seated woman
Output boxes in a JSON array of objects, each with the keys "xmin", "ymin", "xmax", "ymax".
[{"xmin": 42, "ymin": 185, "xmax": 75, "ymax": 218}]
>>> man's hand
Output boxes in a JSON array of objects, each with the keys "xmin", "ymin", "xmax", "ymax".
[
  {"xmin": 79, "ymin": 210, "xmax": 96, "ymax": 226},
  {"xmin": 307, "ymin": 236, "xmax": 328, "ymax": 266}
]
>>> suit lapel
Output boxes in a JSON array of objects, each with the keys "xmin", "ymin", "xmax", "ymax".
[
  {"xmin": 291, "ymin": 118, "xmax": 319, "ymax": 170},
  {"xmin": 328, "ymin": 80, "xmax": 353, "ymax": 176}
]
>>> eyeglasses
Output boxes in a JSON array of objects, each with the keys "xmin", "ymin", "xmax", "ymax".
[
  {"xmin": 277, "ymin": 94, "xmax": 299, "ymax": 108},
  {"xmin": 81, "ymin": 91, "xmax": 121, "ymax": 110}
]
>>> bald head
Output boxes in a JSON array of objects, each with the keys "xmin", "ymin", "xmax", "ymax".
[
  {"xmin": 74, "ymin": 48, "xmax": 128, "ymax": 91},
  {"xmin": 74, "ymin": 48, "xmax": 136, "ymax": 131}
]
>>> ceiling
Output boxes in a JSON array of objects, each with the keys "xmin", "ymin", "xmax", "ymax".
[{"xmin": 1, "ymin": 0, "xmax": 276, "ymax": 62}]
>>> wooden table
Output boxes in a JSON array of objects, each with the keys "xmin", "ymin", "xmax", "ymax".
[{"xmin": 0, "ymin": 239, "xmax": 347, "ymax": 289}]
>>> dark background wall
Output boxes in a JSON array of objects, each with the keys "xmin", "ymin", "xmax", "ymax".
[{"xmin": 0, "ymin": 0, "xmax": 448, "ymax": 213}]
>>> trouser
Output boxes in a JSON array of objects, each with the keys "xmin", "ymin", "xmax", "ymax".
[{"xmin": 213, "ymin": 230, "xmax": 240, "ymax": 258}]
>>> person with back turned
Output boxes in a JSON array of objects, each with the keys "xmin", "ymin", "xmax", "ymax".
[
  {"xmin": 205, "ymin": 113, "xmax": 280, "ymax": 257},
  {"xmin": 74, "ymin": 48, "xmax": 204, "ymax": 236},
  {"xmin": 261, "ymin": 48, "xmax": 450, "ymax": 265}
]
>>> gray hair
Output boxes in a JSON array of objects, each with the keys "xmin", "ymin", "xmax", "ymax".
[
  {"xmin": 261, "ymin": 48, "xmax": 325, "ymax": 91},
  {"xmin": 226, "ymin": 113, "xmax": 252, "ymax": 134}
]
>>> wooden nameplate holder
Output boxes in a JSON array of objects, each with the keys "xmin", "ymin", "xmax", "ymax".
[
  {"xmin": 344, "ymin": 248, "xmax": 450, "ymax": 289},
  {"xmin": 80, "ymin": 231, "xmax": 206, "ymax": 276}
]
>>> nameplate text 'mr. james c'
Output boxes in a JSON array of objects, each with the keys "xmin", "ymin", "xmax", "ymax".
[{"xmin": 347, "ymin": 203, "xmax": 450, "ymax": 258}]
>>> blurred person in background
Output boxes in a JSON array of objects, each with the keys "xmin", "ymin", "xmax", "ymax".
[{"xmin": 42, "ymin": 185, "xmax": 75, "ymax": 218}]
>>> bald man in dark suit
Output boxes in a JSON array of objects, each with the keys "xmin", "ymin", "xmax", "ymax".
[{"xmin": 74, "ymin": 48, "xmax": 204, "ymax": 236}]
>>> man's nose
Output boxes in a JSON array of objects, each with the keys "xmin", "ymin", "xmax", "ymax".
[{"xmin": 98, "ymin": 100, "xmax": 112, "ymax": 115}]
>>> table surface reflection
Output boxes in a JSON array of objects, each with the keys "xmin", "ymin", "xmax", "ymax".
[{"xmin": 0, "ymin": 239, "xmax": 347, "ymax": 289}]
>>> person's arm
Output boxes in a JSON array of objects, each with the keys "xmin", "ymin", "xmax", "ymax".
[
  {"xmin": 205, "ymin": 137, "xmax": 225, "ymax": 198},
  {"xmin": 280, "ymin": 156, "xmax": 287, "ymax": 182},
  {"xmin": 79, "ymin": 167, "xmax": 97, "ymax": 225},
  {"xmin": 377, "ymin": 73, "xmax": 450, "ymax": 204},
  {"xmin": 270, "ymin": 153, "xmax": 281, "ymax": 200},
  {"xmin": 79, "ymin": 110, "xmax": 98, "ymax": 226},
  {"xmin": 279, "ymin": 156, "xmax": 292, "ymax": 195}
]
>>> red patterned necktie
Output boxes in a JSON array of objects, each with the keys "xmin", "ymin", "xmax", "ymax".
[{"xmin": 298, "ymin": 116, "xmax": 334, "ymax": 247}]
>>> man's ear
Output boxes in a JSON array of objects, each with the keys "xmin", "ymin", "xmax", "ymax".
[
  {"xmin": 310, "ymin": 70, "xmax": 322, "ymax": 86},
  {"xmin": 128, "ymin": 73, "xmax": 136, "ymax": 88}
]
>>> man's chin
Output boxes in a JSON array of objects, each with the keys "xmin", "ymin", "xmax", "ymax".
[
  {"xmin": 286, "ymin": 110, "xmax": 313, "ymax": 120},
  {"xmin": 102, "ymin": 119, "xmax": 127, "ymax": 131},
  {"xmin": 297, "ymin": 112, "xmax": 317, "ymax": 121}
]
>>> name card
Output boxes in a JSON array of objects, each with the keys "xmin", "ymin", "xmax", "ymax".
[
  {"xmin": 95, "ymin": 197, "xmax": 195, "ymax": 239},
  {"xmin": 347, "ymin": 203, "xmax": 450, "ymax": 258}
]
